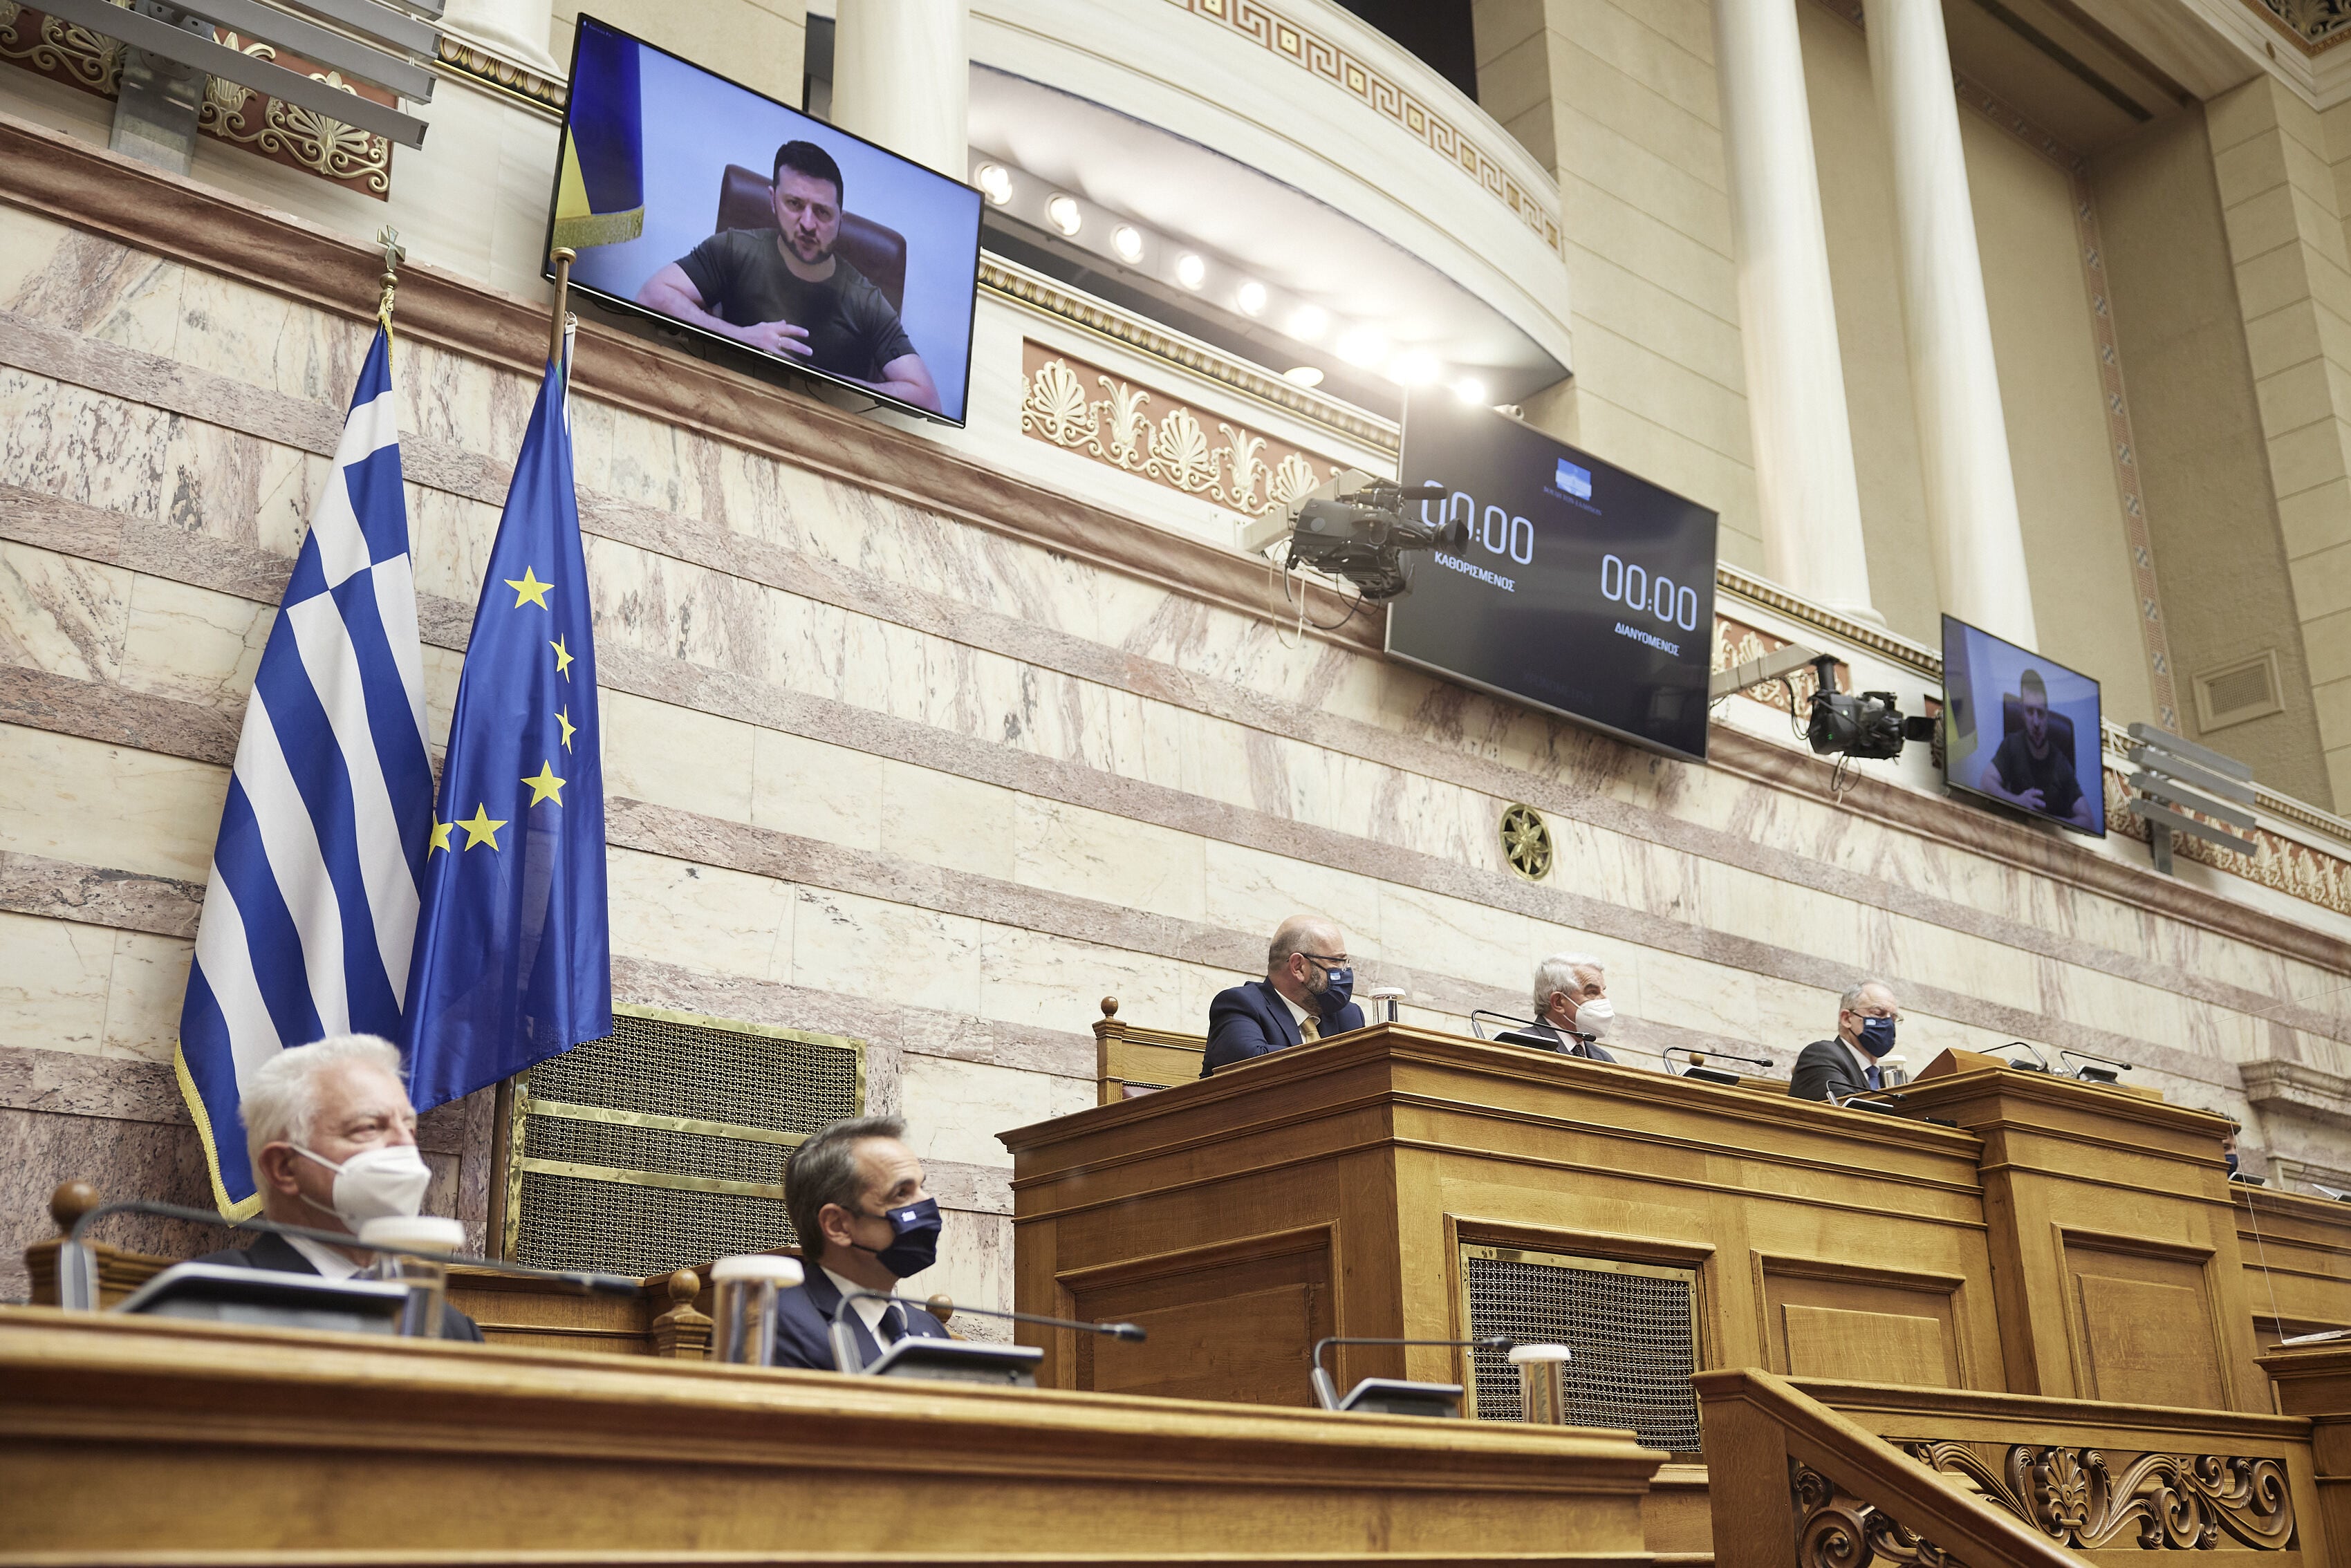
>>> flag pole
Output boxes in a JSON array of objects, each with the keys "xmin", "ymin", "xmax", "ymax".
[
  {"xmin": 547, "ymin": 246, "xmax": 576, "ymax": 375},
  {"xmin": 375, "ymin": 225, "xmax": 404, "ymax": 335}
]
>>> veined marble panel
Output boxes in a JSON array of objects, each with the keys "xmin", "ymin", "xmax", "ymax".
[
  {"xmin": 900, "ymin": 1054, "xmax": 1092, "ymax": 1170},
  {"xmin": 605, "ymin": 847, "xmax": 792, "ymax": 984},
  {"xmin": 0, "ymin": 724, "xmax": 224, "ymax": 882},
  {"xmin": 0, "ymin": 907, "xmax": 111, "ymax": 1054}
]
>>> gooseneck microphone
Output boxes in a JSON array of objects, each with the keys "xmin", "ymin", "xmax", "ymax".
[
  {"xmin": 57, "ymin": 1197, "xmax": 640, "ymax": 1311},
  {"xmin": 1468, "ymin": 1009, "xmax": 1539, "ymax": 1041},
  {"xmin": 837, "ymin": 1286, "xmax": 1146, "ymax": 1341},
  {"xmin": 1664, "ymin": 1047, "xmax": 1773, "ymax": 1084},
  {"xmin": 1309, "ymin": 1334, "xmax": 1512, "ymax": 1413}
]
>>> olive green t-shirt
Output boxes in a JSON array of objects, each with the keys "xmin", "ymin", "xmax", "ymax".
[{"xmin": 673, "ymin": 230, "xmax": 916, "ymax": 380}]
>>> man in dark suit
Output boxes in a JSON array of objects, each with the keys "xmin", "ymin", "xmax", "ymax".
[
  {"xmin": 194, "ymin": 1033, "xmax": 482, "ymax": 1341},
  {"xmin": 772, "ymin": 1115, "xmax": 953, "ymax": 1370},
  {"xmin": 1511, "ymin": 952, "xmax": 1621, "ymax": 1063},
  {"xmin": 1789, "ymin": 982, "xmax": 1901, "ymax": 1102},
  {"xmin": 1200, "ymin": 915, "xmax": 1365, "ymax": 1076}
]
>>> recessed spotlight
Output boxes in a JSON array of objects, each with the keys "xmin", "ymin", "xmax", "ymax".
[
  {"xmin": 1236, "ymin": 279, "xmax": 1267, "ymax": 316},
  {"xmin": 1334, "ymin": 326, "xmax": 1387, "ymax": 366},
  {"xmin": 1284, "ymin": 365, "xmax": 1326, "ymax": 388},
  {"xmin": 1287, "ymin": 304, "xmax": 1329, "ymax": 342},
  {"xmin": 1046, "ymin": 194, "xmax": 1082, "ymax": 236},
  {"xmin": 975, "ymin": 163, "xmax": 1012, "ymax": 205},
  {"xmin": 1451, "ymin": 376, "xmax": 1489, "ymax": 405},
  {"xmin": 1176, "ymin": 252, "xmax": 1207, "ymax": 290},
  {"xmin": 1113, "ymin": 225, "xmax": 1144, "ymax": 263}
]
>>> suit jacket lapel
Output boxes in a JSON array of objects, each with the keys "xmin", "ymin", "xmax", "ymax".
[
  {"xmin": 805, "ymin": 1264, "xmax": 885, "ymax": 1367},
  {"xmin": 251, "ymin": 1231, "xmax": 319, "ymax": 1274},
  {"xmin": 1254, "ymin": 980, "xmax": 1301, "ymax": 1047}
]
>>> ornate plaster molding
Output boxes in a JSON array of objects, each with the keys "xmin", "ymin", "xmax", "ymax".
[{"xmin": 434, "ymin": 30, "xmax": 563, "ymax": 115}]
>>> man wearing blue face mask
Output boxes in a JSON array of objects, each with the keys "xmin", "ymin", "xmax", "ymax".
[
  {"xmin": 1789, "ymin": 982, "xmax": 1902, "ymax": 1102},
  {"xmin": 1201, "ymin": 915, "xmax": 1366, "ymax": 1076},
  {"xmin": 772, "ymin": 1115, "xmax": 953, "ymax": 1370}
]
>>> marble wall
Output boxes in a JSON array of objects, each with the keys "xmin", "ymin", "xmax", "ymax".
[{"xmin": 3, "ymin": 161, "xmax": 2350, "ymax": 1308}]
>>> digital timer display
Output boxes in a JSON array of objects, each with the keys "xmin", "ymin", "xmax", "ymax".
[{"xmin": 1385, "ymin": 389, "xmax": 1720, "ymax": 763}]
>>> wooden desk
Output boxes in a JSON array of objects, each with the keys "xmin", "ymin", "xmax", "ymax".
[
  {"xmin": 1003, "ymin": 1024, "xmax": 2001, "ymax": 1412},
  {"xmin": 0, "ymin": 1308, "xmax": 1660, "ymax": 1561}
]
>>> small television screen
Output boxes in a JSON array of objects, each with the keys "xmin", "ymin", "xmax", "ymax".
[
  {"xmin": 1940, "ymin": 615, "xmax": 2105, "ymax": 836},
  {"xmin": 546, "ymin": 15, "xmax": 983, "ymax": 426},
  {"xmin": 1386, "ymin": 389, "xmax": 1718, "ymax": 762}
]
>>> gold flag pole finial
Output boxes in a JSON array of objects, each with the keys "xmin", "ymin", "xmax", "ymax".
[
  {"xmin": 375, "ymin": 225, "xmax": 405, "ymax": 333},
  {"xmin": 547, "ymin": 247, "xmax": 577, "ymax": 377}
]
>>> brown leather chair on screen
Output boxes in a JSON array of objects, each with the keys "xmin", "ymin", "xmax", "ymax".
[{"xmin": 714, "ymin": 164, "xmax": 909, "ymax": 311}]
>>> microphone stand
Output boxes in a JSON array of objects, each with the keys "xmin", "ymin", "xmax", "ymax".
[
  {"xmin": 57, "ymin": 1197, "xmax": 641, "ymax": 1312},
  {"xmin": 1309, "ymin": 1334, "xmax": 1512, "ymax": 1411},
  {"xmin": 831, "ymin": 1286, "xmax": 1144, "ymax": 1374}
]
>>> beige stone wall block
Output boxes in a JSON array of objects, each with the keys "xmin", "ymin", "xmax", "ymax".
[
  {"xmin": 1546, "ymin": 37, "xmax": 1727, "ymax": 190},
  {"xmin": 2242, "ymin": 299, "xmax": 2332, "ymax": 383},
  {"xmin": 1472, "ymin": 19, "xmax": 1553, "ymax": 133},
  {"xmin": 1201, "ymin": 840, "xmax": 1384, "ymax": 962},
  {"xmin": 878, "ymin": 761, "xmax": 1016, "ymax": 882},
  {"xmin": 1012, "ymin": 796, "xmax": 1207, "ymax": 925},
  {"xmin": 2211, "ymin": 124, "xmax": 2292, "ymax": 206},
  {"xmin": 1565, "ymin": 317, "xmax": 1750, "ymax": 465},
  {"xmin": 602, "ymin": 693, "xmax": 756, "ymax": 824},
  {"xmin": 2254, "ymin": 356, "xmax": 2351, "ymax": 446},
  {"xmin": 97, "ymin": 928, "xmax": 193, "ymax": 1063},
  {"xmin": 2205, "ymin": 76, "xmax": 2299, "ymax": 161},
  {"xmin": 2233, "ymin": 239, "xmax": 2323, "ymax": 324},
  {"xmin": 1564, "ymin": 183, "xmax": 1739, "ymax": 320},
  {"xmin": 1570, "ymin": 391, "xmax": 1764, "ymax": 559},
  {"xmin": 1568, "ymin": 249, "xmax": 1745, "ymax": 393},
  {"xmin": 794, "ymin": 886, "xmax": 983, "ymax": 1017},
  {"xmin": 1552, "ymin": 0, "xmax": 1718, "ymax": 125},
  {"xmin": 0, "ymin": 725, "xmax": 223, "ymax": 881},
  {"xmin": 2262, "ymin": 416, "xmax": 2351, "ymax": 500},
  {"xmin": 0, "ymin": 910, "xmax": 113, "ymax": 1054},
  {"xmin": 0, "ymin": 539, "xmax": 129, "ymax": 682},
  {"xmin": 2308, "ymin": 606, "xmax": 2351, "ymax": 686},
  {"xmin": 1471, "ymin": 0, "xmax": 1546, "ymax": 68},
  {"xmin": 605, "ymin": 847, "xmax": 792, "ymax": 981},
  {"xmin": 119, "ymin": 575, "xmax": 272, "ymax": 711},
  {"xmin": 2277, "ymin": 474, "xmax": 2351, "ymax": 561},
  {"xmin": 2223, "ymin": 181, "xmax": 2310, "ymax": 264},
  {"xmin": 2292, "ymin": 539, "xmax": 2351, "ymax": 620},
  {"xmin": 900, "ymin": 1054, "xmax": 1090, "ymax": 1170},
  {"xmin": 1557, "ymin": 102, "xmax": 1733, "ymax": 246}
]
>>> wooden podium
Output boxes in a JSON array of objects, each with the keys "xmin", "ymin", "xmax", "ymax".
[{"xmin": 1003, "ymin": 1023, "xmax": 2260, "ymax": 1424}]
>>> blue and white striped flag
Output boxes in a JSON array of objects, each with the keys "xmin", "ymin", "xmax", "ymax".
[{"xmin": 176, "ymin": 326, "xmax": 434, "ymax": 1216}]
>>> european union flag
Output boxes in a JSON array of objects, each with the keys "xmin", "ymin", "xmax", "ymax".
[{"xmin": 402, "ymin": 358, "xmax": 610, "ymax": 1110}]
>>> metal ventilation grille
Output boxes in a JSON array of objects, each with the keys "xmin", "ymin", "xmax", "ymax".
[
  {"xmin": 503, "ymin": 1008, "xmax": 864, "ymax": 1277},
  {"xmin": 2193, "ymin": 651, "xmax": 2283, "ymax": 732},
  {"xmin": 1460, "ymin": 1244, "xmax": 1703, "ymax": 1454}
]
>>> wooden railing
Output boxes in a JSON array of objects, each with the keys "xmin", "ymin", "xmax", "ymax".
[{"xmin": 1695, "ymin": 1369, "xmax": 2323, "ymax": 1565}]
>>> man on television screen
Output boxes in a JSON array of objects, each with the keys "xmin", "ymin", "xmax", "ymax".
[
  {"xmin": 638, "ymin": 140, "xmax": 942, "ymax": 414},
  {"xmin": 1976, "ymin": 668, "xmax": 2093, "ymax": 828}
]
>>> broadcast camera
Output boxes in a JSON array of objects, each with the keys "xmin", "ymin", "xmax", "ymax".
[
  {"xmin": 1240, "ymin": 469, "xmax": 1465, "ymax": 601},
  {"xmin": 1805, "ymin": 653, "xmax": 1936, "ymax": 761}
]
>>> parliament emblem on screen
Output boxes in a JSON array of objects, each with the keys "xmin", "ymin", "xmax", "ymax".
[{"xmin": 1554, "ymin": 458, "xmax": 1592, "ymax": 500}]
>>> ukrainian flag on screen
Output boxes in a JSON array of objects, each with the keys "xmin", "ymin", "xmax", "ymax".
[{"xmin": 553, "ymin": 21, "xmax": 643, "ymax": 250}]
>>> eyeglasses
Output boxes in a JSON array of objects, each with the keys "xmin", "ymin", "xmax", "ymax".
[
  {"xmin": 1299, "ymin": 951, "xmax": 1350, "ymax": 968},
  {"xmin": 1846, "ymin": 1006, "xmax": 1900, "ymax": 1021}
]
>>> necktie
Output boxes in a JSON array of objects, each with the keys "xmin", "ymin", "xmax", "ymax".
[
  {"xmin": 878, "ymin": 1302, "xmax": 907, "ymax": 1343},
  {"xmin": 1865, "ymin": 1063, "xmax": 1883, "ymax": 1091},
  {"xmin": 1299, "ymin": 1014, "xmax": 1321, "ymax": 1043}
]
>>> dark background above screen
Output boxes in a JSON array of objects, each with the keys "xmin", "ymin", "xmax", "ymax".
[{"xmin": 1387, "ymin": 391, "xmax": 1719, "ymax": 763}]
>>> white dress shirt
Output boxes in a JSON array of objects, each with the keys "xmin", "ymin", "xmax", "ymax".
[
  {"xmin": 1276, "ymin": 988, "xmax": 1314, "ymax": 1034},
  {"xmin": 824, "ymin": 1264, "xmax": 897, "ymax": 1341},
  {"xmin": 287, "ymin": 1233, "xmax": 364, "ymax": 1280}
]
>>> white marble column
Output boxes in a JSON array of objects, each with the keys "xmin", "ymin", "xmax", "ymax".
[
  {"xmin": 831, "ymin": 0, "xmax": 969, "ymax": 178},
  {"xmin": 1861, "ymin": 0, "xmax": 2039, "ymax": 648},
  {"xmin": 1713, "ymin": 0, "xmax": 1879, "ymax": 626}
]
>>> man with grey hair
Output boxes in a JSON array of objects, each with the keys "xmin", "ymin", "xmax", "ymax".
[
  {"xmin": 1788, "ymin": 981, "xmax": 1902, "ymax": 1101},
  {"xmin": 190, "ymin": 1034, "xmax": 483, "ymax": 1340},
  {"xmin": 772, "ymin": 1114, "xmax": 951, "ymax": 1370},
  {"xmin": 1513, "ymin": 953, "xmax": 1619, "ymax": 1063},
  {"xmin": 1200, "ymin": 913, "xmax": 1364, "ymax": 1076}
]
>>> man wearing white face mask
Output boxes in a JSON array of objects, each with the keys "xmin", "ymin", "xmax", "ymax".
[
  {"xmin": 1520, "ymin": 953, "xmax": 1621, "ymax": 1063},
  {"xmin": 191, "ymin": 1034, "xmax": 484, "ymax": 1341}
]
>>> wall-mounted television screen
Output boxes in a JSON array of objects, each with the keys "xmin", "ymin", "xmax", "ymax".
[
  {"xmin": 546, "ymin": 15, "xmax": 983, "ymax": 425},
  {"xmin": 1941, "ymin": 615, "xmax": 2105, "ymax": 836},
  {"xmin": 1386, "ymin": 389, "xmax": 1718, "ymax": 762}
]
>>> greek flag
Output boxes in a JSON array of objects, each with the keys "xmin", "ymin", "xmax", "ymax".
[{"xmin": 176, "ymin": 327, "xmax": 432, "ymax": 1216}]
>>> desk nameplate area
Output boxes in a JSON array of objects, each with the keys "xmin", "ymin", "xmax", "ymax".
[{"xmin": 0, "ymin": 1309, "xmax": 1662, "ymax": 1561}]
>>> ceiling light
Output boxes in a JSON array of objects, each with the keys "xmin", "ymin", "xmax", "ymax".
[
  {"xmin": 1113, "ymin": 225, "xmax": 1144, "ymax": 263},
  {"xmin": 1176, "ymin": 252, "xmax": 1207, "ymax": 290},
  {"xmin": 1451, "ymin": 376, "xmax": 1489, "ymax": 406},
  {"xmin": 1236, "ymin": 279, "xmax": 1267, "ymax": 317},
  {"xmin": 1287, "ymin": 304, "xmax": 1329, "ymax": 342},
  {"xmin": 1334, "ymin": 326, "xmax": 1388, "ymax": 367},
  {"xmin": 1284, "ymin": 365, "xmax": 1326, "ymax": 388},
  {"xmin": 975, "ymin": 163, "xmax": 1012, "ymax": 205},
  {"xmin": 1386, "ymin": 350, "xmax": 1440, "ymax": 386},
  {"xmin": 1046, "ymin": 194, "xmax": 1083, "ymax": 236}
]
